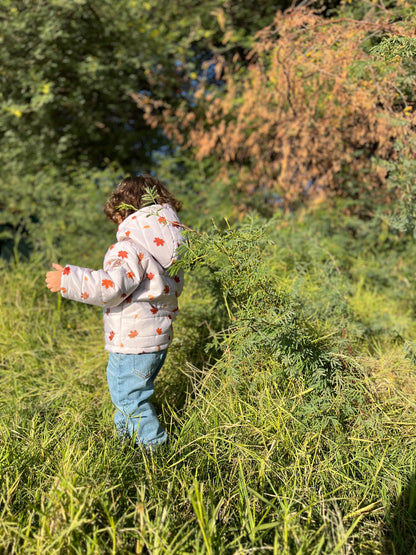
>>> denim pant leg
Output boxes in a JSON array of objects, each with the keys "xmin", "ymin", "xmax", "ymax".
[{"xmin": 106, "ymin": 351, "xmax": 167, "ymax": 447}]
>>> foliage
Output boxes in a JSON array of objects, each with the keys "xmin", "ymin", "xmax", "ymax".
[
  {"xmin": 0, "ymin": 0, "xmax": 286, "ymax": 172},
  {"xmin": 0, "ymin": 161, "xmax": 120, "ymax": 262},
  {"xmin": 137, "ymin": 6, "xmax": 416, "ymax": 215},
  {"xmin": 0, "ymin": 0, "xmax": 285, "ymax": 257},
  {"xmin": 174, "ymin": 220, "xmax": 349, "ymax": 399}
]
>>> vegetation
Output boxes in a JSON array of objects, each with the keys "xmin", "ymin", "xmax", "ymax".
[{"xmin": 1, "ymin": 1, "xmax": 416, "ymax": 553}]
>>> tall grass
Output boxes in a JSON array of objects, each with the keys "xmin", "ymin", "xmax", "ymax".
[{"xmin": 1, "ymin": 232, "xmax": 416, "ymax": 553}]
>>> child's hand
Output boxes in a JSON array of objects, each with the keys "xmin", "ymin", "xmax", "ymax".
[{"xmin": 45, "ymin": 263, "xmax": 64, "ymax": 293}]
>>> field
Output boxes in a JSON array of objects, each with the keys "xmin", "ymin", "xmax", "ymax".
[
  {"xmin": 1, "ymin": 1, "xmax": 416, "ymax": 552},
  {"xmin": 2, "ymin": 214, "xmax": 416, "ymax": 554}
]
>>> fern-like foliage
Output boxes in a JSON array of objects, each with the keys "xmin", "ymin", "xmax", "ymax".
[{"xmin": 173, "ymin": 217, "xmax": 364, "ymax": 426}]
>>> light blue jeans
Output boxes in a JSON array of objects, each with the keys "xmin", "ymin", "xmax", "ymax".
[{"xmin": 106, "ymin": 351, "xmax": 167, "ymax": 448}]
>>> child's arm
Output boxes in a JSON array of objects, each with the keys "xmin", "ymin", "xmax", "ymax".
[{"xmin": 46, "ymin": 242, "xmax": 145, "ymax": 307}]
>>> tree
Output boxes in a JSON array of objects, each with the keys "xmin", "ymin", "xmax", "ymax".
[
  {"xmin": 0, "ymin": 0, "xmax": 288, "ymax": 171},
  {"xmin": 0, "ymin": 0, "xmax": 287, "ymax": 255},
  {"xmin": 135, "ymin": 5, "xmax": 416, "ymax": 215}
]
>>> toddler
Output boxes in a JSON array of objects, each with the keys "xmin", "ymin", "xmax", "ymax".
[{"xmin": 46, "ymin": 175, "xmax": 184, "ymax": 450}]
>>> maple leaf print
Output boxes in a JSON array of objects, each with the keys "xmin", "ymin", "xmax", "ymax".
[
  {"xmin": 128, "ymin": 330, "xmax": 138, "ymax": 338},
  {"xmin": 81, "ymin": 292, "xmax": 89, "ymax": 300},
  {"xmin": 154, "ymin": 237, "xmax": 165, "ymax": 247},
  {"xmin": 102, "ymin": 279, "xmax": 114, "ymax": 289},
  {"xmin": 60, "ymin": 287, "xmax": 67, "ymax": 294},
  {"xmin": 144, "ymin": 225, "xmax": 150, "ymax": 229},
  {"xmin": 174, "ymin": 276, "xmax": 180, "ymax": 283},
  {"xmin": 147, "ymin": 272, "xmax": 154, "ymax": 280},
  {"xmin": 138, "ymin": 252, "xmax": 144, "ymax": 261},
  {"xmin": 127, "ymin": 271, "xmax": 134, "ymax": 279},
  {"xmin": 118, "ymin": 250, "xmax": 128, "ymax": 259},
  {"xmin": 164, "ymin": 285, "xmax": 170, "ymax": 294},
  {"xmin": 109, "ymin": 331, "xmax": 115, "ymax": 341},
  {"xmin": 150, "ymin": 307, "xmax": 158, "ymax": 314},
  {"xmin": 156, "ymin": 328, "xmax": 162, "ymax": 335},
  {"xmin": 158, "ymin": 216, "xmax": 167, "ymax": 224},
  {"xmin": 63, "ymin": 266, "xmax": 70, "ymax": 275},
  {"xmin": 132, "ymin": 216, "xmax": 136, "ymax": 220},
  {"xmin": 125, "ymin": 231, "xmax": 131, "ymax": 237},
  {"xmin": 109, "ymin": 245, "xmax": 114, "ymax": 250}
]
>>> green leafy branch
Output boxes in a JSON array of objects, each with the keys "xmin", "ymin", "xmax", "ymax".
[{"xmin": 370, "ymin": 35, "xmax": 416, "ymax": 62}]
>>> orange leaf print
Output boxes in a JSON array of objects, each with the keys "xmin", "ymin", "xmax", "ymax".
[
  {"xmin": 138, "ymin": 252, "xmax": 144, "ymax": 261},
  {"xmin": 118, "ymin": 250, "xmax": 128, "ymax": 259},
  {"xmin": 150, "ymin": 307, "xmax": 158, "ymax": 314},
  {"xmin": 63, "ymin": 266, "xmax": 70, "ymax": 275},
  {"xmin": 102, "ymin": 279, "xmax": 114, "ymax": 289},
  {"xmin": 109, "ymin": 331, "xmax": 115, "ymax": 341},
  {"xmin": 144, "ymin": 225, "xmax": 150, "ymax": 229},
  {"xmin": 154, "ymin": 237, "xmax": 165, "ymax": 247},
  {"xmin": 109, "ymin": 244, "xmax": 115, "ymax": 250},
  {"xmin": 128, "ymin": 330, "xmax": 138, "ymax": 338},
  {"xmin": 156, "ymin": 328, "xmax": 162, "ymax": 335},
  {"xmin": 158, "ymin": 216, "xmax": 167, "ymax": 224},
  {"xmin": 164, "ymin": 285, "xmax": 170, "ymax": 294},
  {"xmin": 81, "ymin": 292, "xmax": 89, "ymax": 300},
  {"xmin": 147, "ymin": 272, "xmax": 154, "ymax": 280},
  {"xmin": 127, "ymin": 271, "xmax": 135, "ymax": 279},
  {"xmin": 125, "ymin": 231, "xmax": 131, "ymax": 237},
  {"xmin": 60, "ymin": 287, "xmax": 67, "ymax": 294}
]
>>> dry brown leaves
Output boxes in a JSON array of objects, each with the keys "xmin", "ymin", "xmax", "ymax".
[{"xmin": 133, "ymin": 8, "xmax": 416, "ymax": 211}]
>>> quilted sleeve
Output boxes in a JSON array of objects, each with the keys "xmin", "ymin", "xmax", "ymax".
[{"xmin": 60, "ymin": 241, "xmax": 145, "ymax": 307}]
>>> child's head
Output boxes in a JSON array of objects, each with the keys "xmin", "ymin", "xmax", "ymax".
[{"xmin": 104, "ymin": 175, "xmax": 182, "ymax": 223}]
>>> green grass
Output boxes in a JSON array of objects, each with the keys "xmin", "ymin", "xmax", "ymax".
[{"xmin": 1, "ymin": 250, "xmax": 416, "ymax": 554}]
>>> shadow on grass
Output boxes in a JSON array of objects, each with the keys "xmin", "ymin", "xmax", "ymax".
[{"xmin": 383, "ymin": 471, "xmax": 416, "ymax": 554}]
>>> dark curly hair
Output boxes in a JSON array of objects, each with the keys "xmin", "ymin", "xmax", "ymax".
[{"xmin": 104, "ymin": 175, "xmax": 182, "ymax": 223}]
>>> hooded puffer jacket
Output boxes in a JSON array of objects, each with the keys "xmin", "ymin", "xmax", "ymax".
[{"xmin": 60, "ymin": 204, "xmax": 184, "ymax": 353}]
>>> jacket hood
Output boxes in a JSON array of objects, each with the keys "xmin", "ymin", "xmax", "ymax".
[{"xmin": 116, "ymin": 204, "xmax": 183, "ymax": 269}]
